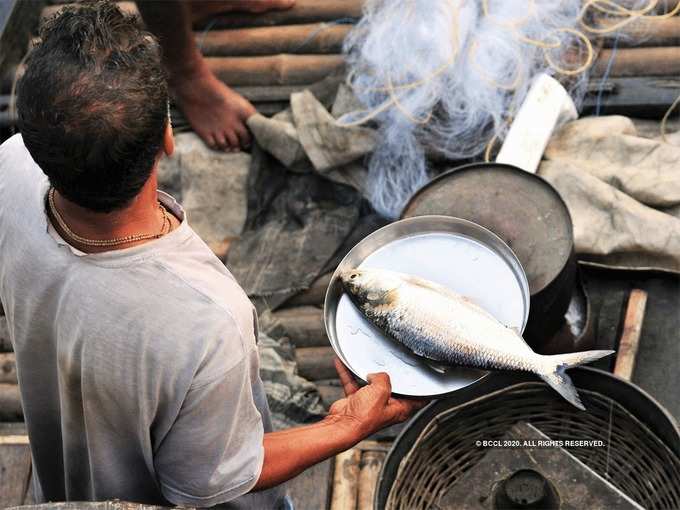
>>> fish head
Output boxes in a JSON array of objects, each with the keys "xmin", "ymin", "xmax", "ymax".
[{"xmin": 339, "ymin": 268, "xmax": 401, "ymax": 315}]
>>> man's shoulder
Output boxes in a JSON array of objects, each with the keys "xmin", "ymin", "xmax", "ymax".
[
  {"xmin": 143, "ymin": 250, "xmax": 258, "ymax": 358},
  {"xmin": 0, "ymin": 134, "xmax": 45, "ymax": 192}
]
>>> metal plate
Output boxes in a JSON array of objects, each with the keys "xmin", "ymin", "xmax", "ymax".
[
  {"xmin": 324, "ymin": 215, "xmax": 530, "ymax": 397},
  {"xmin": 402, "ymin": 163, "xmax": 573, "ymax": 296}
]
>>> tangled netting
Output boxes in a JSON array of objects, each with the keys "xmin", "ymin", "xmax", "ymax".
[{"xmin": 340, "ymin": 0, "xmax": 680, "ymax": 218}]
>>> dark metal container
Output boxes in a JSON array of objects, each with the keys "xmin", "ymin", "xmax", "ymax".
[
  {"xmin": 402, "ymin": 163, "xmax": 576, "ymax": 350},
  {"xmin": 376, "ymin": 367, "xmax": 680, "ymax": 510}
]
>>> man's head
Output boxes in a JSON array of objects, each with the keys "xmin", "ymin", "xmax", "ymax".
[{"xmin": 18, "ymin": 1, "xmax": 169, "ymax": 213}]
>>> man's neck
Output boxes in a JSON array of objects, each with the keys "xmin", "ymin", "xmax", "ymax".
[{"xmin": 49, "ymin": 173, "xmax": 176, "ymax": 253}]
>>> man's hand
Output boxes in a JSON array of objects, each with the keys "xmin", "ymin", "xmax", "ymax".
[
  {"xmin": 255, "ymin": 358, "xmax": 427, "ymax": 491},
  {"xmin": 328, "ymin": 358, "xmax": 427, "ymax": 441}
]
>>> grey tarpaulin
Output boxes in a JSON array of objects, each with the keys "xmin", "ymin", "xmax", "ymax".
[
  {"xmin": 538, "ymin": 116, "xmax": 680, "ymax": 272},
  {"xmin": 157, "ymin": 132, "xmax": 250, "ymax": 258},
  {"xmin": 257, "ymin": 329, "xmax": 326, "ymax": 431},
  {"xmin": 247, "ymin": 89, "xmax": 373, "ymax": 197},
  {"xmin": 226, "ymin": 144, "xmax": 361, "ymax": 312}
]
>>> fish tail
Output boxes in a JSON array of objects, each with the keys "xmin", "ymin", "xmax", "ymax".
[{"xmin": 537, "ymin": 350, "xmax": 615, "ymax": 411}]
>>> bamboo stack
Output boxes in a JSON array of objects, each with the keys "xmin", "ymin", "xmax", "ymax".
[
  {"xmin": 585, "ymin": 9, "xmax": 680, "ymax": 116},
  {"xmin": 330, "ymin": 441, "xmax": 389, "ymax": 510},
  {"xmin": 33, "ymin": 1, "xmax": 680, "ymax": 121}
]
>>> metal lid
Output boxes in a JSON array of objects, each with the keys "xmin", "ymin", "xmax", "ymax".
[{"xmin": 402, "ymin": 163, "xmax": 573, "ymax": 295}]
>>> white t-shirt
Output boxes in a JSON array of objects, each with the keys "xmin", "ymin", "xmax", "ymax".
[{"xmin": 0, "ymin": 134, "xmax": 285, "ymax": 508}]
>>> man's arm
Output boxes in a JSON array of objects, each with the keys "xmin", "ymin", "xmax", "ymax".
[{"xmin": 254, "ymin": 359, "xmax": 424, "ymax": 490}]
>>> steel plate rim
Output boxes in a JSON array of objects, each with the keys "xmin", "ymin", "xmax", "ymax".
[{"xmin": 323, "ymin": 214, "xmax": 531, "ymax": 397}]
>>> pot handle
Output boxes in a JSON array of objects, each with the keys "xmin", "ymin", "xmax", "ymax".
[{"xmin": 496, "ymin": 73, "xmax": 577, "ymax": 174}]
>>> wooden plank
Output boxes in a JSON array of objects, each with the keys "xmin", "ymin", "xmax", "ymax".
[
  {"xmin": 0, "ymin": 442, "xmax": 32, "ymax": 508},
  {"xmin": 288, "ymin": 458, "xmax": 334, "ymax": 510},
  {"xmin": 198, "ymin": 23, "xmax": 351, "ymax": 57},
  {"xmin": 271, "ymin": 306, "xmax": 328, "ymax": 348},
  {"xmin": 0, "ymin": 383, "xmax": 22, "ymax": 421},
  {"xmin": 297, "ymin": 347, "xmax": 336, "ymax": 381},
  {"xmin": 357, "ymin": 450, "xmax": 385, "ymax": 510},
  {"xmin": 591, "ymin": 47, "xmax": 680, "ymax": 77},
  {"xmin": 614, "ymin": 289, "xmax": 648, "ymax": 381},
  {"xmin": 0, "ymin": 352, "xmax": 17, "ymax": 384},
  {"xmin": 206, "ymin": 54, "xmax": 345, "ymax": 87},
  {"xmin": 330, "ymin": 448, "xmax": 361, "ymax": 510},
  {"xmin": 285, "ymin": 272, "xmax": 333, "ymax": 307}
]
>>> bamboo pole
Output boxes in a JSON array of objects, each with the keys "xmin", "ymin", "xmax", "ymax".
[
  {"xmin": 44, "ymin": 1, "xmax": 364, "ymax": 28},
  {"xmin": 233, "ymin": 85, "xmax": 310, "ymax": 102},
  {"xmin": 591, "ymin": 46, "xmax": 680, "ymax": 77},
  {"xmin": 0, "ymin": 353, "xmax": 17, "ymax": 384},
  {"xmin": 271, "ymin": 306, "xmax": 328, "ymax": 348},
  {"xmin": 206, "ymin": 54, "xmax": 344, "ymax": 86},
  {"xmin": 285, "ymin": 272, "xmax": 333, "ymax": 307},
  {"xmin": 357, "ymin": 451, "xmax": 386, "ymax": 510},
  {"xmin": 0, "ymin": 383, "xmax": 22, "ymax": 421},
  {"xmin": 0, "ymin": 316, "xmax": 11, "ymax": 353},
  {"xmin": 296, "ymin": 347, "xmax": 336, "ymax": 381},
  {"xmin": 614, "ymin": 289, "xmax": 648, "ymax": 381},
  {"xmin": 330, "ymin": 448, "xmax": 361, "ymax": 510},
  {"xmin": 600, "ymin": 16, "xmax": 680, "ymax": 48},
  {"xmin": 198, "ymin": 23, "xmax": 351, "ymax": 57},
  {"xmin": 196, "ymin": 0, "xmax": 364, "ymax": 29}
]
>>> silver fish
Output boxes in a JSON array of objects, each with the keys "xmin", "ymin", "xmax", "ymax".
[{"xmin": 340, "ymin": 267, "xmax": 614, "ymax": 410}]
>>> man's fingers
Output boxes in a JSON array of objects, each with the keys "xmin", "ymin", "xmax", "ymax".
[
  {"xmin": 225, "ymin": 131, "xmax": 240, "ymax": 152},
  {"xmin": 234, "ymin": 123, "xmax": 252, "ymax": 149},
  {"xmin": 386, "ymin": 398, "xmax": 429, "ymax": 423},
  {"xmin": 334, "ymin": 357, "xmax": 360, "ymax": 396},
  {"xmin": 214, "ymin": 132, "xmax": 229, "ymax": 151},
  {"xmin": 366, "ymin": 372, "xmax": 392, "ymax": 398}
]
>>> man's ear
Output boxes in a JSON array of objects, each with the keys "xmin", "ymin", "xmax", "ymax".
[{"xmin": 163, "ymin": 120, "xmax": 175, "ymax": 157}]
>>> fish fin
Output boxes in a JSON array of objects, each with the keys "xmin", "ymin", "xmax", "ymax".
[
  {"xmin": 538, "ymin": 350, "xmax": 615, "ymax": 411},
  {"xmin": 509, "ymin": 325, "xmax": 521, "ymax": 335},
  {"xmin": 424, "ymin": 360, "xmax": 448, "ymax": 374}
]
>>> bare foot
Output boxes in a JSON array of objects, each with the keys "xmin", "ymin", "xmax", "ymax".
[
  {"xmin": 171, "ymin": 62, "xmax": 257, "ymax": 151},
  {"xmin": 190, "ymin": 0, "xmax": 296, "ymax": 22}
]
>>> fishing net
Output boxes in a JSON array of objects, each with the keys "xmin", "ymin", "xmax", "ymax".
[
  {"xmin": 340, "ymin": 0, "xmax": 680, "ymax": 218},
  {"xmin": 385, "ymin": 382, "xmax": 680, "ymax": 509}
]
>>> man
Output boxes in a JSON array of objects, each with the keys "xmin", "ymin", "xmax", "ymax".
[
  {"xmin": 137, "ymin": 1, "xmax": 295, "ymax": 152},
  {"xmin": 0, "ymin": 3, "xmax": 421, "ymax": 508}
]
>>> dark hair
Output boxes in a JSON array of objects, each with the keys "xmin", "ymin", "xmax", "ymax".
[{"xmin": 17, "ymin": 1, "xmax": 168, "ymax": 212}]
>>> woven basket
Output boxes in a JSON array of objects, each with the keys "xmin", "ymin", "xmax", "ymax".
[{"xmin": 385, "ymin": 382, "xmax": 680, "ymax": 510}]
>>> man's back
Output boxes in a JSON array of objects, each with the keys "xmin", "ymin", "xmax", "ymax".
[{"xmin": 0, "ymin": 134, "xmax": 283, "ymax": 508}]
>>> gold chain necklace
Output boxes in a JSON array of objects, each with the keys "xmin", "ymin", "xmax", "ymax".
[{"xmin": 48, "ymin": 188, "xmax": 170, "ymax": 248}]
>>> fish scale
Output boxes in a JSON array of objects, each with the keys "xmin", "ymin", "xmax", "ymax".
[{"xmin": 341, "ymin": 268, "xmax": 614, "ymax": 410}]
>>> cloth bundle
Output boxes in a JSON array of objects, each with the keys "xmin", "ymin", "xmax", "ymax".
[{"xmin": 538, "ymin": 116, "xmax": 680, "ymax": 273}]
